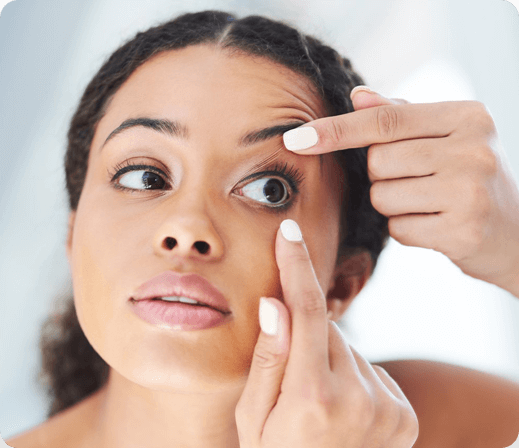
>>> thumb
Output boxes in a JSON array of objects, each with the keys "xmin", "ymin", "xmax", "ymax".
[
  {"xmin": 350, "ymin": 85, "xmax": 409, "ymax": 110},
  {"xmin": 235, "ymin": 297, "xmax": 291, "ymax": 441}
]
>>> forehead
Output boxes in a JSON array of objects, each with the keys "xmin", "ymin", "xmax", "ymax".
[{"xmin": 97, "ymin": 44, "xmax": 328, "ymax": 144}]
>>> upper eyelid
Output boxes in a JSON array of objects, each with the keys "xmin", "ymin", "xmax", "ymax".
[
  {"xmin": 108, "ymin": 163, "xmax": 167, "ymax": 181},
  {"xmin": 111, "ymin": 162, "xmax": 300, "ymax": 189}
]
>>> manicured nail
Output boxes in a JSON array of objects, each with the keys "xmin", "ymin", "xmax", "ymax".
[
  {"xmin": 351, "ymin": 85, "xmax": 375, "ymax": 99},
  {"xmin": 280, "ymin": 219, "xmax": 302, "ymax": 242},
  {"xmin": 283, "ymin": 126, "xmax": 318, "ymax": 151},
  {"xmin": 259, "ymin": 297, "xmax": 279, "ymax": 336}
]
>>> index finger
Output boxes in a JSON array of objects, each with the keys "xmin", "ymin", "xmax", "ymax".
[
  {"xmin": 275, "ymin": 219, "xmax": 330, "ymax": 377},
  {"xmin": 283, "ymin": 101, "xmax": 459, "ymax": 154}
]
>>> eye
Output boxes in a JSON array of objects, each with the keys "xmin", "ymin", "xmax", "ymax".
[
  {"xmin": 120, "ymin": 170, "xmax": 166, "ymax": 190},
  {"xmin": 239, "ymin": 177, "xmax": 289, "ymax": 206},
  {"xmin": 109, "ymin": 162, "xmax": 169, "ymax": 192}
]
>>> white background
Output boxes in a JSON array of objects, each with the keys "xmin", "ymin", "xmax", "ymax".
[{"xmin": 1, "ymin": 0, "xmax": 518, "ymax": 440}]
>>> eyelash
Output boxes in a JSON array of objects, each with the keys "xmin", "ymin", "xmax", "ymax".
[{"xmin": 107, "ymin": 159, "xmax": 305, "ymax": 212}]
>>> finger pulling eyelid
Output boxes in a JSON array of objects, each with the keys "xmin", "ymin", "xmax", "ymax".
[{"xmin": 240, "ymin": 145, "xmax": 286, "ymax": 177}]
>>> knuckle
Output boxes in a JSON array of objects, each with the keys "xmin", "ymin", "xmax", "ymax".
[
  {"xmin": 347, "ymin": 385, "xmax": 376, "ymax": 424},
  {"xmin": 464, "ymin": 220, "xmax": 486, "ymax": 250},
  {"xmin": 469, "ymin": 181, "xmax": 492, "ymax": 221},
  {"xmin": 302, "ymin": 378, "xmax": 335, "ymax": 409},
  {"xmin": 450, "ymin": 219, "xmax": 486, "ymax": 262},
  {"xmin": 253, "ymin": 340, "xmax": 285, "ymax": 369},
  {"xmin": 398, "ymin": 405, "xmax": 420, "ymax": 443},
  {"xmin": 465, "ymin": 101, "xmax": 496, "ymax": 133},
  {"xmin": 358, "ymin": 397, "xmax": 377, "ymax": 429},
  {"xmin": 387, "ymin": 217, "xmax": 402, "ymax": 240},
  {"xmin": 375, "ymin": 106, "xmax": 399, "ymax": 140},
  {"xmin": 474, "ymin": 145, "xmax": 499, "ymax": 177},
  {"xmin": 382, "ymin": 396, "xmax": 401, "ymax": 423},
  {"xmin": 470, "ymin": 100, "xmax": 487, "ymax": 114},
  {"xmin": 294, "ymin": 404, "xmax": 330, "ymax": 436},
  {"xmin": 463, "ymin": 178, "xmax": 488, "ymax": 213},
  {"xmin": 369, "ymin": 182, "xmax": 388, "ymax": 215},
  {"xmin": 285, "ymin": 247, "xmax": 311, "ymax": 265},
  {"xmin": 367, "ymin": 144, "xmax": 385, "ymax": 180},
  {"xmin": 328, "ymin": 118, "xmax": 350, "ymax": 147},
  {"xmin": 376, "ymin": 386, "xmax": 400, "ymax": 415},
  {"xmin": 296, "ymin": 288, "xmax": 327, "ymax": 316},
  {"xmin": 471, "ymin": 100, "xmax": 490, "ymax": 118},
  {"xmin": 373, "ymin": 364, "xmax": 389, "ymax": 376},
  {"xmin": 403, "ymin": 403, "xmax": 419, "ymax": 429},
  {"xmin": 377, "ymin": 393, "xmax": 411, "ymax": 437}
]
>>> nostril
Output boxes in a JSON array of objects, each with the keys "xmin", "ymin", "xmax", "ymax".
[
  {"xmin": 163, "ymin": 238, "xmax": 210, "ymax": 254},
  {"xmin": 164, "ymin": 237, "xmax": 176, "ymax": 250},
  {"xmin": 194, "ymin": 241, "xmax": 210, "ymax": 254}
]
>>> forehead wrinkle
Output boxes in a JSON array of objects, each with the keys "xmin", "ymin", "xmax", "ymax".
[
  {"xmin": 283, "ymin": 74, "xmax": 326, "ymax": 115},
  {"xmin": 250, "ymin": 63, "xmax": 325, "ymax": 119},
  {"xmin": 274, "ymin": 87, "xmax": 325, "ymax": 120}
]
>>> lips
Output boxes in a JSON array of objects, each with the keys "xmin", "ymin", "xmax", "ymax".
[{"xmin": 131, "ymin": 271, "xmax": 231, "ymax": 314}]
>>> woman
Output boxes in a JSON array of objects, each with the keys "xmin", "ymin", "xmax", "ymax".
[{"xmin": 6, "ymin": 10, "xmax": 519, "ymax": 448}]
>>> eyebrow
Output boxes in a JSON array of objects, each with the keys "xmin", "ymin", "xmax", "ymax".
[{"xmin": 101, "ymin": 117, "xmax": 308, "ymax": 150}]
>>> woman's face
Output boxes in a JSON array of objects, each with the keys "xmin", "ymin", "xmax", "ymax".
[{"xmin": 67, "ymin": 44, "xmax": 345, "ymax": 392}]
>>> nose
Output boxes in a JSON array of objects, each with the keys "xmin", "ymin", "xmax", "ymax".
[{"xmin": 153, "ymin": 213, "xmax": 224, "ymax": 262}]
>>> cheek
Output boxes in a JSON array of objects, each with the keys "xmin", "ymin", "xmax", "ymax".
[
  {"xmin": 67, "ymin": 184, "xmax": 288, "ymax": 389},
  {"xmin": 69, "ymin": 186, "xmax": 142, "ymax": 354}
]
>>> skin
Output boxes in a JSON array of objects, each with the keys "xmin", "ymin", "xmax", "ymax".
[
  {"xmin": 7, "ymin": 41, "xmax": 519, "ymax": 448},
  {"xmin": 62, "ymin": 44, "xmax": 372, "ymax": 448},
  {"xmin": 289, "ymin": 88, "xmax": 519, "ymax": 297}
]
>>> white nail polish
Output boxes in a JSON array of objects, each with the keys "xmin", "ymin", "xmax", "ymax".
[
  {"xmin": 259, "ymin": 297, "xmax": 278, "ymax": 336},
  {"xmin": 351, "ymin": 85, "xmax": 373, "ymax": 97},
  {"xmin": 283, "ymin": 126, "xmax": 318, "ymax": 151},
  {"xmin": 280, "ymin": 219, "xmax": 302, "ymax": 242}
]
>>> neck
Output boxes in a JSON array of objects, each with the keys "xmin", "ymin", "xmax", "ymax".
[{"xmin": 89, "ymin": 368, "xmax": 244, "ymax": 448}]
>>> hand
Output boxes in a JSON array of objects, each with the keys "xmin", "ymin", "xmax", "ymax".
[
  {"xmin": 235, "ymin": 219, "xmax": 419, "ymax": 448},
  {"xmin": 282, "ymin": 87, "xmax": 519, "ymax": 297}
]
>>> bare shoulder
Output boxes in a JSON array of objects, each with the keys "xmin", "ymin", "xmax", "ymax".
[
  {"xmin": 5, "ymin": 389, "xmax": 104, "ymax": 448},
  {"xmin": 375, "ymin": 358, "xmax": 519, "ymax": 448},
  {"xmin": 5, "ymin": 423, "xmax": 48, "ymax": 448},
  {"xmin": 5, "ymin": 409, "xmax": 75, "ymax": 448}
]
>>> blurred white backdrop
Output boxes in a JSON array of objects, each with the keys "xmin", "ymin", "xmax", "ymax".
[{"xmin": 1, "ymin": 0, "xmax": 518, "ymax": 440}]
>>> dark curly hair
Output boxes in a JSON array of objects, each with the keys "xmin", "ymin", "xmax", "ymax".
[{"xmin": 37, "ymin": 10, "xmax": 389, "ymax": 419}]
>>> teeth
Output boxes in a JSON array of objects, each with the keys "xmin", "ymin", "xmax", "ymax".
[{"xmin": 160, "ymin": 296, "xmax": 202, "ymax": 305}]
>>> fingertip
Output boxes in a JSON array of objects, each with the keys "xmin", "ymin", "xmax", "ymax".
[
  {"xmin": 280, "ymin": 219, "xmax": 303, "ymax": 242},
  {"xmin": 283, "ymin": 126, "xmax": 319, "ymax": 152},
  {"xmin": 350, "ymin": 85, "xmax": 374, "ymax": 100},
  {"xmin": 351, "ymin": 89, "xmax": 391, "ymax": 110},
  {"xmin": 259, "ymin": 297, "xmax": 280, "ymax": 336},
  {"xmin": 258, "ymin": 297, "xmax": 291, "ymax": 352}
]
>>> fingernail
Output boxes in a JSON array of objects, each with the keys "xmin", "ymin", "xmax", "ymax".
[
  {"xmin": 283, "ymin": 126, "xmax": 318, "ymax": 151},
  {"xmin": 259, "ymin": 297, "xmax": 279, "ymax": 336},
  {"xmin": 280, "ymin": 219, "xmax": 302, "ymax": 242},
  {"xmin": 351, "ymin": 85, "xmax": 375, "ymax": 98}
]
